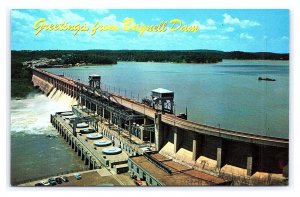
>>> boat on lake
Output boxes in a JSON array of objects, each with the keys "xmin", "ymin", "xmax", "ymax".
[{"xmin": 258, "ymin": 77, "xmax": 276, "ymax": 81}]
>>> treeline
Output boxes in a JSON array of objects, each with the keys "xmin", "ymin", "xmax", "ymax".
[
  {"xmin": 222, "ymin": 51, "xmax": 289, "ymax": 60},
  {"xmin": 11, "ymin": 56, "xmax": 35, "ymax": 98},
  {"xmin": 63, "ymin": 54, "xmax": 116, "ymax": 65},
  {"xmin": 111, "ymin": 50, "xmax": 223, "ymax": 63},
  {"xmin": 11, "ymin": 50, "xmax": 289, "ymax": 65}
]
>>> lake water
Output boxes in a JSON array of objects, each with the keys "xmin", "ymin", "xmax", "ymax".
[
  {"xmin": 10, "ymin": 93, "xmax": 89, "ymax": 185},
  {"xmin": 45, "ymin": 60, "xmax": 289, "ymax": 138}
]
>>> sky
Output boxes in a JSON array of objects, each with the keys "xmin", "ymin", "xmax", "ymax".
[{"xmin": 11, "ymin": 9, "xmax": 289, "ymax": 53}]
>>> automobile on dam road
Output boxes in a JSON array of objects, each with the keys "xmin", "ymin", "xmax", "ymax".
[
  {"xmin": 55, "ymin": 177, "xmax": 63, "ymax": 184},
  {"xmin": 74, "ymin": 173, "xmax": 81, "ymax": 180},
  {"xmin": 48, "ymin": 178, "xmax": 57, "ymax": 186},
  {"xmin": 60, "ymin": 176, "xmax": 69, "ymax": 182},
  {"xmin": 35, "ymin": 181, "xmax": 50, "ymax": 186}
]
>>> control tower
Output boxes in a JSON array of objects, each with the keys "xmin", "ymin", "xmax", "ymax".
[
  {"xmin": 151, "ymin": 88, "xmax": 174, "ymax": 114},
  {"xmin": 89, "ymin": 74, "xmax": 101, "ymax": 89}
]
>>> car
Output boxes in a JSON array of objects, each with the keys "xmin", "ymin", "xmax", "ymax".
[
  {"xmin": 41, "ymin": 181, "xmax": 50, "ymax": 186},
  {"xmin": 34, "ymin": 183, "xmax": 44, "ymax": 186},
  {"xmin": 55, "ymin": 177, "xmax": 63, "ymax": 184},
  {"xmin": 73, "ymin": 173, "xmax": 81, "ymax": 180},
  {"xmin": 134, "ymin": 179, "xmax": 143, "ymax": 186},
  {"xmin": 48, "ymin": 178, "xmax": 57, "ymax": 186},
  {"xmin": 130, "ymin": 174, "xmax": 137, "ymax": 180},
  {"xmin": 60, "ymin": 176, "xmax": 69, "ymax": 182}
]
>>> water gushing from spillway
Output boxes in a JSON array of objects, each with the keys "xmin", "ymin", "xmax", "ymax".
[
  {"xmin": 47, "ymin": 88, "xmax": 78, "ymax": 108},
  {"xmin": 11, "ymin": 89, "xmax": 87, "ymax": 185},
  {"xmin": 11, "ymin": 88, "xmax": 77, "ymax": 136}
]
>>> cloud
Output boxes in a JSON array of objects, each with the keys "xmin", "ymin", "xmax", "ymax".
[
  {"xmin": 240, "ymin": 33, "xmax": 254, "ymax": 40},
  {"xmin": 100, "ymin": 14, "xmax": 124, "ymax": 28},
  {"xmin": 45, "ymin": 10, "xmax": 85, "ymax": 23},
  {"xmin": 281, "ymin": 36, "xmax": 289, "ymax": 40},
  {"xmin": 191, "ymin": 20, "xmax": 217, "ymax": 31},
  {"xmin": 88, "ymin": 9, "xmax": 109, "ymax": 15},
  {"xmin": 207, "ymin": 18, "xmax": 215, "ymax": 25},
  {"xmin": 61, "ymin": 10, "xmax": 85, "ymax": 22},
  {"xmin": 223, "ymin": 13, "xmax": 260, "ymax": 28},
  {"xmin": 11, "ymin": 10, "xmax": 35, "ymax": 22},
  {"xmin": 198, "ymin": 34, "xmax": 228, "ymax": 40},
  {"xmin": 223, "ymin": 27, "xmax": 235, "ymax": 32},
  {"xmin": 102, "ymin": 14, "xmax": 117, "ymax": 24}
]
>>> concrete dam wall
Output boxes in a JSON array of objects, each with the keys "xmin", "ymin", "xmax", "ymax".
[
  {"xmin": 30, "ymin": 67, "xmax": 289, "ymax": 181},
  {"xmin": 159, "ymin": 125, "xmax": 288, "ymax": 176},
  {"xmin": 32, "ymin": 74, "xmax": 54, "ymax": 96}
]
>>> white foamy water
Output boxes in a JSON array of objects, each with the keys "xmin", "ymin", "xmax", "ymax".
[
  {"xmin": 11, "ymin": 88, "xmax": 77, "ymax": 135},
  {"xmin": 48, "ymin": 88, "xmax": 78, "ymax": 106}
]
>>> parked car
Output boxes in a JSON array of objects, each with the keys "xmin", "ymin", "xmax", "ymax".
[
  {"xmin": 41, "ymin": 181, "xmax": 50, "ymax": 186},
  {"xmin": 60, "ymin": 176, "xmax": 69, "ymax": 182},
  {"xmin": 74, "ymin": 173, "xmax": 81, "ymax": 180},
  {"xmin": 34, "ymin": 183, "xmax": 44, "ymax": 186},
  {"xmin": 134, "ymin": 179, "xmax": 143, "ymax": 186},
  {"xmin": 130, "ymin": 173, "xmax": 137, "ymax": 180},
  {"xmin": 48, "ymin": 178, "xmax": 57, "ymax": 186},
  {"xmin": 55, "ymin": 177, "xmax": 63, "ymax": 184}
]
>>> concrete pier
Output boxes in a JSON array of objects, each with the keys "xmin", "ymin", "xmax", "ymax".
[
  {"xmin": 51, "ymin": 114, "xmax": 103, "ymax": 171},
  {"xmin": 192, "ymin": 133, "xmax": 199, "ymax": 161},
  {"xmin": 155, "ymin": 113, "xmax": 163, "ymax": 151}
]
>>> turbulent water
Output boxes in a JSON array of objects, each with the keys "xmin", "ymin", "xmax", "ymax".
[
  {"xmin": 10, "ymin": 89, "xmax": 89, "ymax": 185},
  {"xmin": 45, "ymin": 60, "xmax": 289, "ymax": 138}
]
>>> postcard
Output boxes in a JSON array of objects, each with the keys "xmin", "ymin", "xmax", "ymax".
[{"xmin": 10, "ymin": 9, "xmax": 289, "ymax": 187}]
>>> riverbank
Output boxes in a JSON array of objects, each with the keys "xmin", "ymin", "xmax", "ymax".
[
  {"xmin": 11, "ymin": 79, "xmax": 36, "ymax": 98},
  {"xmin": 18, "ymin": 169, "xmax": 135, "ymax": 187},
  {"xmin": 11, "ymin": 59, "xmax": 35, "ymax": 98}
]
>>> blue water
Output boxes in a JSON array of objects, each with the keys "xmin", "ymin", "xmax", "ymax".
[{"xmin": 45, "ymin": 60, "xmax": 289, "ymax": 138}]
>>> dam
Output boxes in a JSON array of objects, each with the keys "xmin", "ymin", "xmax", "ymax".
[{"xmin": 30, "ymin": 65, "xmax": 288, "ymax": 185}]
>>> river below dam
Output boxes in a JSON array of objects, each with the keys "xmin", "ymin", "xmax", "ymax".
[
  {"xmin": 45, "ymin": 60, "xmax": 289, "ymax": 138},
  {"xmin": 10, "ymin": 91, "xmax": 89, "ymax": 186}
]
